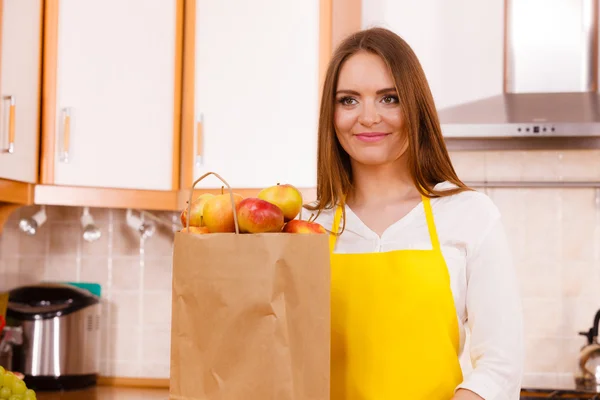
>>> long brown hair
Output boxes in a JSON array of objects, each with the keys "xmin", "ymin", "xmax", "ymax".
[{"xmin": 306, "ymin": 27, "xmax": 472, "ymax": 221}]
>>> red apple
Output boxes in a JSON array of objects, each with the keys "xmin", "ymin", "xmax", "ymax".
[
  {"xmin": 203, "ymin": 193, "xmax": 244, "ymax": 233},
  {"xmin": 282, "ymin": 219, "xmax": 327, "ymax": 234},
  {"xmin": 180, "ymin": 226, "xmax": 210, "ymax": 234},
  {"xmin": 237, "ymin": 198, "xmax": 285, "ymax": 233},
  {"xmin": 258, "ymin": 183, "xmax": 303, "ymax": 221},
  {"xmin": 180, "ymin": 193, "xmax": 214, "ymax": 227}
]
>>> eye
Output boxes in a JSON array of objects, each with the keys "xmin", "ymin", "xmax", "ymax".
[
  {"xmin": 382, "ymin": 95, "xmax": 399, "ymax": 104},
  {"xmin": 337, "ymin": 96, "xmax": 357, "ymax": 106}
]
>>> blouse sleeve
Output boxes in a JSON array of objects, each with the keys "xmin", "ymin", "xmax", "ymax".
[{"xmin": 455, "ymin": 215, "xmax": 525, "ymax": 400}]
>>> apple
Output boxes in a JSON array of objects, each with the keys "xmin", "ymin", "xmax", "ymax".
[
  {"xmin": 180, "ymin": 226, "xmax": 210, "ymax": 234},
  {"xmin": 258, "ymin": 183, "xmax": 303, "ymax": 221},
  {"xmin": 202, "ymin": 193, "xmax": 244, "ymax": 233},
  {"xmin": 282, "ymin": 219, "xmax": 327, "ymax": 234},
  {"xmin": 237, "ymin": 198, "xmax": 285, "ymax": 233},
  {"xmin": 180, "ymin": 193, "xmax": 214, "ymax": 227}
]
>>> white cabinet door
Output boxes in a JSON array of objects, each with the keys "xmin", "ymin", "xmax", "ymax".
[
  {"xmin": 361, "ymin": 0, "xmax": 504, "ymax": 110},
  {"xmin": 52, "ymin": 0, "xmax": 177, "ymax": 191},
  {"xmin": 0, "ymin": 0, "xmax": 42, "ymax": 183},
  {"xmin": 192, "ymin": 0, "xmax": 320, "ymax": 189}
]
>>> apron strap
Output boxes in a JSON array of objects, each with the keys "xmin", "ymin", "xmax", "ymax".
[
  {"xmin": 422, "ymin": 196, "xmax": 441, "ymax": 251},
  {"xmin": 329, "ymin": 196, "xmax": 441, "ymax": 253},
  {"xmin": 329, "ymin": 204, "xmax": 343, "ymax": 253}
]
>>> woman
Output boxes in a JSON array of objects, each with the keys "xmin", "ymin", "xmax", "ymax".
[{"xmin": 303, "ymin": 27, "xmax": 524, "ymax": 399}]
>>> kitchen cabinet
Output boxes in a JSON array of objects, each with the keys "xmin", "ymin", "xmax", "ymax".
[
  {"xmin": 360, "ymin": 0, "xmax": 504, "ymax": 110},
  {"xmin": 0, "ymin": 0, "xmax": 43, "ymax": 184},
  {"xmin": 40, "ymin": 0, "xmax": 182, "ymax": 192},
  {"xmin": 182, "ymin": 0, "xmax": 321, "ymax": 190}
]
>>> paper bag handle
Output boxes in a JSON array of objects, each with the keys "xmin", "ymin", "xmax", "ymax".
[{"xmin": 186, "ymin": 172, "xmax": 240, "ymax": 234}]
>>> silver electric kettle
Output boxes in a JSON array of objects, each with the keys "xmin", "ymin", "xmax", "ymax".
[{"xmin": 575, "ymin": 309, "xmax": 600, "ymax": 391}]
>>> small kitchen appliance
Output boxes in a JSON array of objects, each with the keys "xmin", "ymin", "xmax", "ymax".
[{"xmin": 5, "ymin": 283, "xmax": 101, "ymax": 391}]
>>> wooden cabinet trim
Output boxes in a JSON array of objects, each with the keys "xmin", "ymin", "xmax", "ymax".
[
  {"xmin": 0, "ymin": 178, "xmax": 34, "ymax": 204},
  {"xmin": 40, "ymin": 0, "xmax": 59, "ymax": 184},
  {"xmin": 171, "ymin": 0, "xmax": 184, "ymax": 190},
  {"xmin": 179, "ymin": 0, "xmax": 196, "ymax": 190},
  {"xmin": 0, "ymin": 203, "xmax": 21, "ymax": 235},
  {"xmin": 34, "ymin": 185, "xmax": 179, "ymax": 211},
  {"xmin": 97, "ymin": 376, "xmax": 170, "ymax": 389}
]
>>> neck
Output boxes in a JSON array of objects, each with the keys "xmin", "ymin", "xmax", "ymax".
[{"xmin": 347, "ymin": 156, "xmax": 418, "ymax": 207}]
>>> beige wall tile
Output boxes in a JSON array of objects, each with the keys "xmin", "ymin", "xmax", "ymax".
[
  {"xmin": 524, "ymin": 337, "xmax": 562, "ymax": 373},
  {"xmin": 80, "ymin": 257, "xmax": 110, "ymax": 288},
  {"xmin": 521, "ymin": 151, "xmax": 563, "ymax": 181},
  {"xmin": 18, "ymin": 257, "xmax": 46, "ymax": 286},
  {"xmin": 45, "ymin": 256, "xmax": 78, "ymax": 282},
  {"xmin": 112, "ymin": 258, "xmax": 141, "ymax": 291},
  {"xmin": 140, "ymin": 363, "xmax": 170, "ymax": 379},
  {"xmin": 109, "ymin": 325, "xmax": 141, "ymax": 363},
  {"xmin": 561, "ymin": 260, "xmax": 600, "ymax": 298},
  {"xmin": 18, "ymin": 226, "xmax": 48, "ymax": 256},
  {"xmin": 142, "ymin": 292, "xmax": 171, "ymax": 328},
  {"xmin": 1, "ymin": 227, "xmax": 20, "ymax": 258},
  {"xmin": 109, "ymin": 291, "xmax": 140, "ymax": 327},
  {"xmin": 517, "ymin": 260, "xmax": 560, "ymax": 298},
  {"xmin": 106, "ymin": 362, "xmax": 141, "ymax": 378},
  {"xmin": 561, "ymin": 189, "xmax": 598, "ymax": 262},
  {"xmin": 112, "ymin": 223, "xmax": 141, "ymax": 257},
  {"xmin": 141, "ymin": 328, "xmax": 171, "ymax": 364},
  {"xmin": 48, "ymin": 222, "xmax": 80, "ymax": 256},
  {"xmin": 143, "ymin": 258, "xmax": 172, "ymax": 291},
  {"xmin": 448, "ymin": 151, "xmax": 486, "ymax": 181},
  {"xmin": 484, "ymin": 151, "xmax": 524, "ymax": 181},
  {"xmin": 522, "ymin": 298, "xmax": 564, "ymax": 338},
  {"xmin": 560, "ymin": 150, "xmax": 600, "ymax": 181}
]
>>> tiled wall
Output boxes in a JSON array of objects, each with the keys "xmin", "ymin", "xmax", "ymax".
[
  {"xmin": 450, "ymin": 149, "xmax": 600, "ymax": 389},
  {"xmin": 0, "ymin": 207, "xmax": 176, "ymax": 379},
  {"xmin": 1, "ymin": 149, "xmax": 600, "ymax": 388}
]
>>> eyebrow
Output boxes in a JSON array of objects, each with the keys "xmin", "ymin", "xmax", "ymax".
[{"xmin": 335, "ymin": 87, "xmax": 397, "ymax": 96}]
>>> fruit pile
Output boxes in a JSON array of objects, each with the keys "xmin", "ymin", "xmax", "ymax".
[
  {"xmin": 181, "ymin": 183, "xmax": 327, "ymax": 234},
  {"xmin": 0, "ymin": 366, "xmax": 36, "ymax": 399}
]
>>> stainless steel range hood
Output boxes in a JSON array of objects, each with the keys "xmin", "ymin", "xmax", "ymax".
[{"xmin": 440, "ymin": 0, "xmax": 600, "ymax": 150}]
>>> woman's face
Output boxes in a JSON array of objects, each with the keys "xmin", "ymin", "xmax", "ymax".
[{"xmin": 334, "ymin": 51, "xmax": 407, "ymax": 166}]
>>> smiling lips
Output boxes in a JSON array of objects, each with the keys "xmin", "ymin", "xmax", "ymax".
[{"xmin": 354, "ymin": 132, "xmax": 390, "ymax": 143}]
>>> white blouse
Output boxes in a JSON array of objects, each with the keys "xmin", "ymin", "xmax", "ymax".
[{"xmin": 302, "ymin": 181, "xmax": 524, "ymax": 400}]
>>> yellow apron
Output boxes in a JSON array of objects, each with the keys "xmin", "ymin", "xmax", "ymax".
[{"xmin": 329, "ymin": 195, "xmax": 463, "ymax": 399}]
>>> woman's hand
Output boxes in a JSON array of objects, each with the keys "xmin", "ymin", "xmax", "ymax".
[{"xmin": 452, "ymin": 389, "xmax": 485, "ymax": 400}]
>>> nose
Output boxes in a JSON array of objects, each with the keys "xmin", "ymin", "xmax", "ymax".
[{"xmin": 358, "ymin": 100, "xmax": 381, "ymax": 127}]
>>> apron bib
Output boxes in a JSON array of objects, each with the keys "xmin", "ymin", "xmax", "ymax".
[{"xmin": 329, "ymin": 196, "xmax": 463, "ymax": 399}]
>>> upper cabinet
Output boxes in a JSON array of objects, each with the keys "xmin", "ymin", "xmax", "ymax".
[
  {"xmin": 181, "ymin": 0, "xmax": 321, "ymax": 190},
  {"xmin": 361, "ymin": 0, "xmax": 504, "ymax": 110},
  {"xmin": 0, "ymin": 0, "xmax": 43, "ymax": 184},
  {"xmin": 39, "ymin": 0, "xmax": 182, "ymax": 192}
]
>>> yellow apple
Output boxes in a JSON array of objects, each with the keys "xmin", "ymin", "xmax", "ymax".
[
  {"xmin": 258, "ymin": 183, "xmax": 303, "ymax": 221},
  {"xmin": 202, "ymin": 193, "xmax": 244, "ymax": 233},
  {"xmin": 181, "ymin": 193, "xmax": 215, "ymax": 227}
]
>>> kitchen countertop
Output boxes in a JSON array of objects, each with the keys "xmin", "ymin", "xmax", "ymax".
[{"xmin": 36, "ymin": 386, "xmax": 169, "ymax": 400}]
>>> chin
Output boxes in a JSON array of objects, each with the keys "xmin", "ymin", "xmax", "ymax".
[{"xmin": 351, "ymin": 153, "xmax": 397, "ymax": 166}]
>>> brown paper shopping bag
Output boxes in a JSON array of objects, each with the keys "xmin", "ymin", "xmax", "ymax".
[{"xmin": 169, "ymin": 172, "xmax": 331, "ymax": 400}]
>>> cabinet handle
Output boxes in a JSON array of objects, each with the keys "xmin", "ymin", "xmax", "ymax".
[
  {"xmin": 60, "ymin": 107, "xmax": 72, "ymax": 163},
  {"xmin": 4, "ymin": 96, "xmax": 15, "ymax": 154},
  {"xmin": 195, "ymin": 113, "xmax": 204, "ymax": 167}
]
